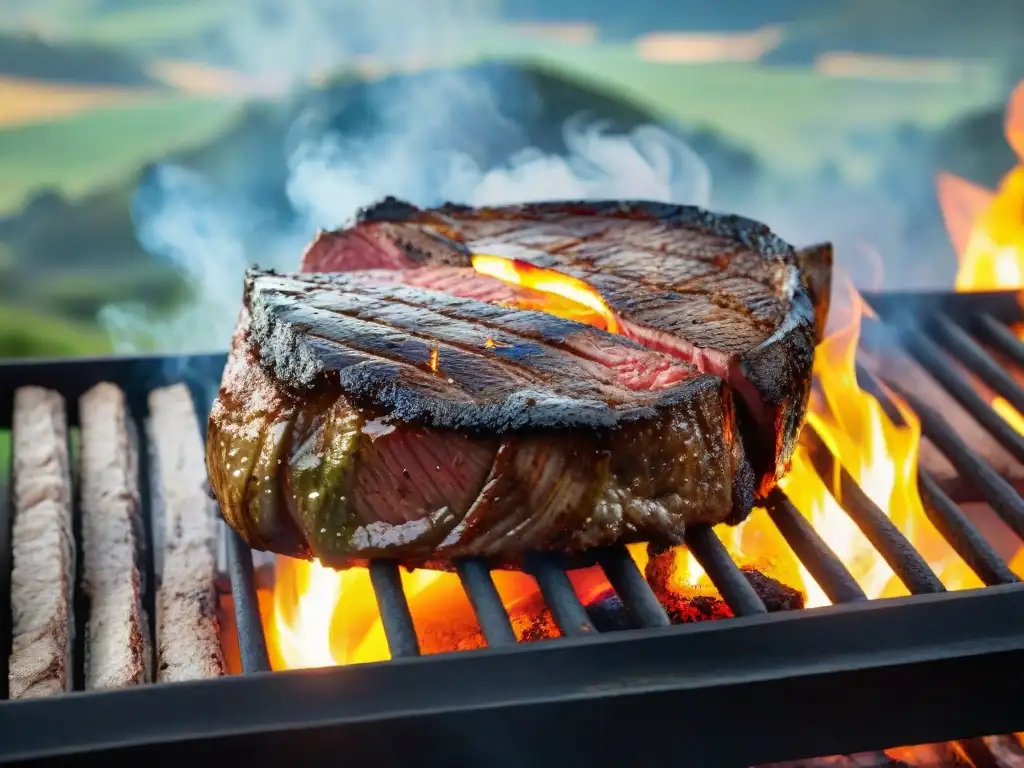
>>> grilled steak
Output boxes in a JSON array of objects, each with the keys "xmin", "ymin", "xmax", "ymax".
[{"xmin": 208, "ymin": 199, "xmax": 829, "ymax": 568}]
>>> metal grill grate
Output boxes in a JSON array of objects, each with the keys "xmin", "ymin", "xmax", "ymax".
[{"xmin": 0, "ymin": 292, "xmax": 1022, "ymax": 766}]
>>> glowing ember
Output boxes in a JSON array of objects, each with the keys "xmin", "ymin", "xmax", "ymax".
[{"xmin": 427, "ymin": 345, "xmax": 439, "ymax": 373}]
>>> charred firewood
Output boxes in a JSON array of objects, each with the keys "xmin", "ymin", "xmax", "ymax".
[
  {"xmin": 8, "ymin": 387, "xmax": 74, "ymax": 699},
  {"xmin": 585, "ymin": 591, "xmax": 634, "ymax": 632},
  {"xmin": 148, "ymin": 384, "xmax": 225, "ymax": 682},
  {"xmin": 741, "ymin": 567, "xmax": 806, "ymax": 611},
  {"xmin": 644, "ymin": 542, "xmax": 805, "ymax": 624},
  {"xmin": 79, "ymin": 383, "xmax": 149, "ymax": 689}
]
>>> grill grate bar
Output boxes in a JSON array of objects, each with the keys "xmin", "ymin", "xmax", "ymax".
[
  {"xmin": 917, "ymin": 473, "xmax": 1020, "ymax": 586},
  {"xmin": 454, "ymin": 558, "xmax": 517, "ymax": 647},
  {"xmin": 684, "ymin": 525, "xmax": 768, "ymax": 615},
  {"xmin": 225, "ymin": 525, "xmax": 272, "ymax": 673},
  {"xmin": 803, "ymin": 427, "xmax": 946, "ymax": 594},
  {"xmin": 596, "ymin": 546, "xmax": 671, "ymax": 628},
  {"xmin": 876, "ymin": 372, "xmax": 1024, "ymax": 541},
  {"xmin": 855, "ymin": 364, "xmax": 1024, "ymax": 584},
  {"xmin": 931, "ymin": 315, "xmax": 1024, "ymax": 417},
  {"xmin": 368, "ymin": 561, "xmax": 421, "ymax": 658},
  {"xmin": 765, "ymin": 489, "xmax": 868, "ymax": 604},
  {"xmin": 524, "ymin": 552, "xmax": 596, "ymax": 636},
  {"xmin": 899, "ymin": 325, "xmax": 1024, "ymax": 464},
  {"xmin": 975, "ymin": 313, "xmax": 1024, "ymax": 369}
]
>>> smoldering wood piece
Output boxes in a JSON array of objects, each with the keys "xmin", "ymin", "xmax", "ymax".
[
  {"xmin": 8, "ymin": 387, "xmax": 74, "ymax": 699},
  {"xmin": 148, "ymin": 384, "xmax": 225, "ymax": 682},
  {"xmin": 860, "ymin": 345, "xmax": 1024, "ymax": 503},
  {"xmin": 78, "ymin": 383, "xmax": 148, "ymax": 690}
]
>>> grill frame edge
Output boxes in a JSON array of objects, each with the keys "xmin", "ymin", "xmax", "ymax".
[{"xmin": 0, "ymin": 584, "xmax": 1022, "ymax": 766}]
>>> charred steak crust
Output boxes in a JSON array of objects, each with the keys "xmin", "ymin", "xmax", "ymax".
[
  {"xmin": 209, "ymin": 199, "xmax": 825, "ymax": 568},
  {"xmin": 247, "ymin": 271, "xmax": 721, "ymax": 432}
]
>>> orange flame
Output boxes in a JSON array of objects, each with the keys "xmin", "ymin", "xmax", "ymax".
[
  {"xmin": 780, "ymin": 279, "xmax": 980, "ymax": 605},
  {"xmin": 427, "ymin": 345, "xmax": 439, "ymax": 373},
  {"xmin": 935, "ymin": 79, "xmax": 1024, "ymax": 460},
  {"xmin": 470, "ymin": 253, "xmax": 621, "ymax": 334},
  {"xmin": 897, "ymin": 79, "xmax": 1024, "ymax": 768}
]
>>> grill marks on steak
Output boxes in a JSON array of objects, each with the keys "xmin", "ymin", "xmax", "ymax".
[
  {"xmin": 301, "ymin": 199, "xmax": 819, "ymax": 495},
  {"xmin": 250, "ymin": 272, "xmax": 699, "ymax": 413},
  {"xmin": 209, "ymin": 278, "xmax": 748, "ymax": 565}
]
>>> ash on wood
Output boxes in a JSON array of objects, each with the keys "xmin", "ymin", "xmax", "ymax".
[
  {"xmin": 8, "ymin": 387, "xmax": 74, "ymax": 699},
  {"xmin": 148, "ymin": 384, "xmax": 225, "ymax": 682},
  {"xmin": 78, "ymin": 383, "xmax": 148, "ymax": 690}
]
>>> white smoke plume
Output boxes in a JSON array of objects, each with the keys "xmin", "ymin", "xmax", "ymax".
[{"xmin": 99, "ymin": 0, "xmax": 713, "ymax": 354}]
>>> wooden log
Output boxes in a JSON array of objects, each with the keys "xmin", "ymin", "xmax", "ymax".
[
  {"xmin": 8, "ymin": 387, "xmax": 74, "ymax": 699},
  {"xmin": 79, "ymin": 383, "xmax": 149, "ymax": 690},
  {"xmin": 148, "ymin": 384, "xmax": 225, "ymax": 682}
]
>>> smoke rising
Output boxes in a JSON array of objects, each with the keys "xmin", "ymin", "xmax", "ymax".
[{"xmin": 99, "ymin": 0, "xmax": 714, "ymax": 353}]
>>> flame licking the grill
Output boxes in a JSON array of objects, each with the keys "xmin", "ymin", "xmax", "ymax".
[
  {"xmin": 938, "ymin": 79, "xmax": 1024, "ymax": 439},
  {"xmin": 263, "ymin": 222, "xmax": 1009, "ymax": 671}
]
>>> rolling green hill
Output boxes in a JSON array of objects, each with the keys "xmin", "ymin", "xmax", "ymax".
[
  {"xmin": 0, "ymin": 30, "xmax": 158, "ymax": 84},
  {"xmin": 0, "ymin": 95, "xmax": 241, "ymax": 214},
  {"xmin": 525, "ymin": 51, "xmax": 1004, "ymax": 176}
]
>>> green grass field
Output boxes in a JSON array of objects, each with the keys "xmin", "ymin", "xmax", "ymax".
[
  {"xmin": 0, "ymin": 0, "xmax": 235, "ymax": 52},
  {"xmin": 524, "ymin": 46, "xmax": 1004, "ymax": 175},
  {"xmin": 0, "ymin": 303, "xmax": 112, "ymax": 358},
  {"xmin": 0, "ymin": 94, "xmax": 241, "ymax": 214},
  {"xmin": 71, "ymin": 2, "xmax": 231, "ymax": 49}
]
